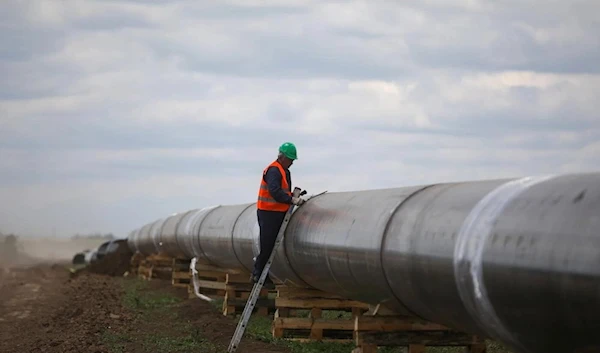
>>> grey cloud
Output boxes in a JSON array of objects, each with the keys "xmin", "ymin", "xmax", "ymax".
[
  {"xmin": 182, "ymin": 2, "xmax": 599, "ymax": 79},
  {"xmin": 400, "ymin": 0, "xmax": 600, "ymax": 74},
  {"xmin": 249, "ymin": 32, "xmax": 412, "ymax": 80},
  {"xmin": 0, "ymin": 27, "xmax": 66, "ymax": 62},
  {"xmin": 156, "ymin": 29, "xmax": 412, "ymax": 80},
  {"xmin": 0, "ymin": 114, "xmax": 326, "ymax": 153},
  {"xmin": 181, "ymin": 3, "xmax": 312, "ymax": 19},
  {"xmin": 265, "ymin": 100, "xmax": 304, "ymax": 123},
  {"xmin": 407, "ymin": 26, "xmax": 600, "ymax": 74},
  {"xmin": 0, "ymin": 60, "xmax": 78, "ymax": 99},
  {"xmin": 70, "ymin": 10, "xmax": 157, "ymax": 31},
  {"xmin": 137, "ymin": 3, "xmax": 414, "ymax": 80},
  {"xmin": 2, "ymin": 0, "xmax": 600, "ymax": 237},
  {"xmin": 0, "ymin": 150, "xmax": 239, "ymax": 186},
  {"xmin": 0, "ymin": 120, "xmax": 254, "ymax": 150}
]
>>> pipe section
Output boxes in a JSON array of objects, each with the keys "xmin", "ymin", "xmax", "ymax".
[
  {"xmin": 136, "ymin": 222, "xmax": 155, "ymax": 256},
  {"xmin": 282, "ymin": 185, "xmax": 427, "ymax": 312},
  {"xmin": 382, "ymin": 179, "xmax": 511, "ymax": 334},
  {"xmin": 149, "ymin": 217, "xmax": 167, "ymax": 252},
  {"xmin": 196, "ymin": 203, "xmax": 255, "ymax": 269},
  {"xmin": 125, "ymin": 173, "xmax": 600, "ymax": 353},
  {"xmin": 231, "ymin": 203, "xmax": 260, "ymax": 274},
  {"xmin": 159, "ymin": 211, "xmax": 191, "ymax": 258}
]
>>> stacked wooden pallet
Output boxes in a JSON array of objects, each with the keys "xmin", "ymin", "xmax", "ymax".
[
  {"xmin": 136, "ymin": 253, "xmax": 173, "ymax": 280},
  {"xmin": 171, "ymin": 258, "xmax": 191, "ymax": 288},
  {"xmin": 352, "ymin": 313, "xmax": 486, "ymax": 353},
  {"xmin": 222, "ymin": 273, "xmax": 275, "ymax": 316},
  {"xmin": 272, "ymin": 286, "xmax": 369, "ymax": 342},
  {"xmin": 129, "ymin": 252, "xmax": 145, "ymax": 276},
  {"xmin": 186, "ymin": 262, "xmax": 276, "ymax": 316},
  {"xmin": 272, "ymin": 286, "xmax": 487, "ymax": 352}
]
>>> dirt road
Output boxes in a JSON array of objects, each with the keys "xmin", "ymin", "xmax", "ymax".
[{"xmin": 0, "ymin": 263, "xmax": 289, "ymax": 353}]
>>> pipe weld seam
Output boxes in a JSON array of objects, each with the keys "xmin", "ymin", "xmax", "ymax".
[
  {"xmin": 193, "ymin": 205, "xmax": 221, "ymax": 262},
  {"xmin": 174, "ymin": 210, "xmax": 195, "ymax": 257},
  {"xmin": 453, "ymin": 175, "xmax": 555, "ymax": 352},
  {"xmin": 380, "ymin": 185, "xmax": 436, "ymax": 319},
  {"xmin": 231, "ymin": 203, "xmax": 255, "ymax": 271}
]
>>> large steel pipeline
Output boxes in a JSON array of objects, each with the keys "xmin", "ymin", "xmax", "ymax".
[{"xmin": 126, "ymin": 172, "xmax": 600, "ymax": 353}]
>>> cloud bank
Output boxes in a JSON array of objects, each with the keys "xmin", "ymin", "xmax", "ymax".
[{"xmin": 1, "ymin": 0, "xmax": 599, "ymax": 237}]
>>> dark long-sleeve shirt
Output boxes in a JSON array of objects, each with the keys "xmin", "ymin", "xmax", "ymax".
[{"xmin": 263, "ymin": 165, "xmax": 293, "ymax": 204}]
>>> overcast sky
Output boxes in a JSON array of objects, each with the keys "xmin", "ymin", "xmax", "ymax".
[{"xmin": 1, "ymin": 0, "xmax": 599, "ymax": 238}]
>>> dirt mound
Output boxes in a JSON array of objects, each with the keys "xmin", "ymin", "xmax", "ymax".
[
  {"xmin": 0, "ymin": 263, "xmax": 130, "ymax": 353},
  {"xmin": 88, "ymin": 243, "xmax": 133, "ymax": 277}
]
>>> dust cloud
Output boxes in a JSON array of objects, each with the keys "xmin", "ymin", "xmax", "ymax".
[{"xmin": 0, "ymin": 235, "xmax": 106, "ymax": 268}]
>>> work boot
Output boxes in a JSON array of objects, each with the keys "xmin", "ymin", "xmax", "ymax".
[{"xmin": 251, "ymin": 274, "xmax": 275, "ymax": 290}]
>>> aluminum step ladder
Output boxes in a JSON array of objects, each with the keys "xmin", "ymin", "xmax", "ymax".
[{"xmin": 227, "ymin": 187, "xmax": 326, "ymax": 352}]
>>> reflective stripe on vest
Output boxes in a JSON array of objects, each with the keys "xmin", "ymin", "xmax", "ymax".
[{"xmin": 257, "ymin": 161, "xmax": 291, "ymax": 212}]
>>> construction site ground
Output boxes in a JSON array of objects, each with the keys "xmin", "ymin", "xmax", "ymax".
[{"xmin": 0, "ymin": 262, "xmax": 513, "ymax": 353}]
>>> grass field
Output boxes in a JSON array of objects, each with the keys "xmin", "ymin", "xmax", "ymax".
[{"xmin": 100, "ymin": 278, "xmax": 514, "ymax": 353}]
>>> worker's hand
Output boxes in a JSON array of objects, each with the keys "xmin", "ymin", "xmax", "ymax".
[{"xmin": 291, "ymin": 197, "xmax": 305, "ymax": 206}]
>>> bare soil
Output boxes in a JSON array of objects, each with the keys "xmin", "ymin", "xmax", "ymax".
[
  {"xmin": 0, "ymin": 262, "xmax": 289, "ymax": 353},
  {"xmin": 0, "ymin": 263, "xmax": 128, "ymax": 353}
]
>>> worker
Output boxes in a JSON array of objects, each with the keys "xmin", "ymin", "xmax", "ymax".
[{"xmin": 252, "ymin": 142, "xmax": 305, "ymax": 289}]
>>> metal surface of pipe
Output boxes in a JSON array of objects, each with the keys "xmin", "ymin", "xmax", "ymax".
[
  {"xmin": 129, "ymin": 228, "xmax": 141, "ymax": 254},
  {"xmin": 186, "ymin": 206, "xmax": 222, "ymax": 262},
  {"xmin": 457, "ymin": 174, "xmax": 600, "ymax": 353},
  {"xmin": 72, "ymin": 252, "xmax": 87, "ymax": 265},
  {"xmin": 231, "ymin": 203, "xmax": 260, "ymax": 274},
  {"xmin": 149, "ymin": 217, "xmax": 167, "ymax": 253},
  {"xmin": 84, "ymin": 250, "xmax": 95, "ymax": 264},
  {"xmin": 136, "ymin": 222, "xmax": 155, "ymax": 255},
  {"xmin": 96, "ymin": 240, "xmax": 111, "ymax": 260},
  {"xmin": 382, "ymin": 179, "xmax": 511, "ymax": 333},
  {"xmin": 173, "ymin": 208, "xmax": 203, "ymax": 259},
  {"xmin": 197, "ymin": 203, "xmax": 253, "ymax": 269},
  {"xmin": 159, "ymin": 211, "xmax": 190, "ymax": 258},
  {"xmin": 125, "ymin": 173, "xmax": 600, "ymax": 353},
  {"xmin": 127, "ymin": 229, "xmax": 137, "ymax": 253},
  {"xmin": 282, "ymin": 185, "xmax": 426, "ymax": 313}
]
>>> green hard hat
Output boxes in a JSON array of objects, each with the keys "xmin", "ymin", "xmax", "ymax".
[{"xmin": 279, "ymin": 142, "xmax": 297, "ymax": 160}]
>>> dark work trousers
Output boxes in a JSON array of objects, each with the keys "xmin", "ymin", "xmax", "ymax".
[{"xmin": 253, "ymin": 209, "xmax": 286, "ymax": 279}]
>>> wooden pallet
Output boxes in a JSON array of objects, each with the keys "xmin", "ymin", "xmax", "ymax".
[
  {"xmin": 187, "ymin": 262, "xmax": 275, "ymax": 316},
  {"xmin": 129, "ymin": 253, "xmax": 145, "ymax": 276},
  {"xmin": 171, "ymin": 258, "xmax": 191, "ymax": 288},
  {"xmin": 187, "ymin": 263, "xmax": 231, "ymax": 299},
  {"xmin": 222, "ymin": 273, "xmax": 276, "ymax": 316},
  {"xmin": 272, "ymin": 286, "xmax": 369, "ymax": 342},
  {"xmin": 136, "ymin": 256, "xmax": 153, "ymax": 280},
  {"xmin": 351, "ymin": 314, "xmax": 487, "ymax": 353},
  {"xmin": 137, "ymin": 253, "xmax": 173, "ymax": 280}
]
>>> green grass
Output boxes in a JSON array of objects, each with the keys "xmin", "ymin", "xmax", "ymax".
[
  {"xmin": 209, "ymin": 297, "xmax": 224, "ymax": 311},
  {"xmin": 142, "ymin": 333, "xmax": 219, "ymax": 352},
  {"xmin": 122, "ymin": 279, "xmax": 182, "ymax": 311},
  {"xmin": 101, "ymin": 331, "xmax": 129, "ymax": 353},
  {"xmin": 102, "ymin": 278, "xmax": 226, "ymax": 353},
  {"xmin": 244, "ymin": 310, "xmax": 514, "ymax": 353},
  {"xmin": 105, "ymin": 278, "xmax": 514, "ymax": 353}
]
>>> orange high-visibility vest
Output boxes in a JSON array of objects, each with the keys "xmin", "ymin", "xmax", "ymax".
[{"xmin": 257, "ymin": 160, "xmax": 291, "ymax": 212}]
